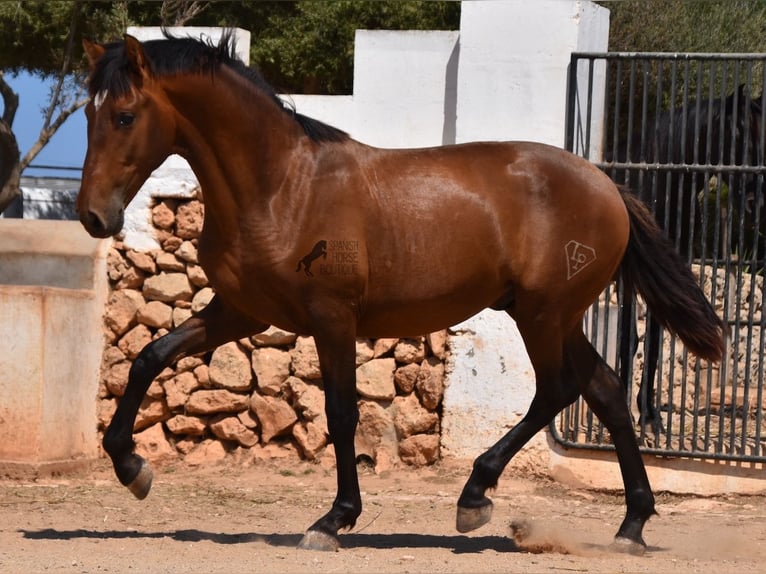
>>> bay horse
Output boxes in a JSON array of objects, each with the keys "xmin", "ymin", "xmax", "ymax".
[{"xmin": 77, "ymin": 32, "xmax": 724, "ymax": 555}]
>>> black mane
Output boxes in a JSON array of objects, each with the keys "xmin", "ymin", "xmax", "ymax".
[{"xmin": 88, "ymin": 30, "xmax": 349, "ymax": 144}]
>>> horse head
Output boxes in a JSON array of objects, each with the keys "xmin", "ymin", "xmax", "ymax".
[{"xmin": 78, "ymin": 35, "xmax": 177, "ymax": 238}]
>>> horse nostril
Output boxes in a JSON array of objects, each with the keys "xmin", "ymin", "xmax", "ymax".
[{"xmin": 84, "ymin": 209, "xmax": 109, "ymax": 237}]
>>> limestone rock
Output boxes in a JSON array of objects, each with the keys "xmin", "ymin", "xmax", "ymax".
[
  {"xmin": 187, "ymin": 264, "xmax": 209, "ymax": 288},
  {"xmin": 394, "ymin": 338, "xmax": 426, "ymax": 364},
  {"xmin": 115, "ymin": 266, "xmax": 145, "ymax": 291},
  {"xmin": 208, "ymin": 342, "xmax": 253, "ymax": 391},
  {"xmin": 252, "ymin": 326, "xmax": 297, "ymax": 347},
  {"xmin": 134, "ymin": 396, "xmax": 171, "ymax": 432},
  {"xmin": 125, "ymin": 250, "xmax": 157, "ymax": 274},
  {"xmin": 103, "ymin": 361, "xmax": 131, "ymax": 397},
  {"xmin": 162, "ymin": 235, "xmax": 183, "ymax": 252},
  {"xmin": 426, "ymin": 330, "xmax": 448, "ymax": 360},
  {"xmin": 250, "ymin": 393, "xmax": 298, "ymax": 443},
  {"xmin": 143, "ymin": 272, "xmax": 193, "ymax": 302},
  {"xmin": 393, "ymin": 393, "xmax": 438, "ymax": 438},
  {"xmin": 177, "ymin": 356, "xmax": 203, "ymax": 372},
  {"xmin": 102, "ymin": 346, "xmax": 127, "ymax": 369},
  {"xmin": 416, "ymin": 357, "xmax": 445, "ymax": 410},
  {"xmin": 285, "ymin": 377, "xmax": 325, "ymax": 422},
  {"xmin": 373, "ymin": 338, "xmax": 399, "ymax": 358},
  {"xmin": 248, "ymin": 442, "xmax": 298, "ymax": 461},
  {"xmin": 251, "ymin": 347, "xmax": 291, "ymax": 396},
  {"xmin": 191, "ymin": 287, "xmax": 214, "ymax": 313},
  {"xmin": 193, "ymin": 364, "xmax": 210, "ymax": 387},
  {"xmin": 166, "ymin": 414, "xmax": 207, "ymax": 436},
  {"xmin": 237, "ymin": 409, "xmax": 259, "ymax": 430},
  {"xmin": 151, "ymin": 201, "xmax": 175, "ymax": 230},
  {"xmin": 291, "ymin": 336, "xmax": 322, "ymax": 379},
  {"xmin": 172, "ymin": 306, "xmax": 192, "ymax": 327},
  {"xmin": 292, "ymin": 421, "xmax": 328, "ymax": 460},
  {"xmin": 117, "ymin": 324, "xmax": 152, "ymax": 360},
  {"xmin": 97, "ymin": 398, "xmax": 117, "ymax": 430},
  {"xmin": 105, "ymin": 289, "xmax": 144, "ymax": 336},
  {"xmin": 176, "ymin": 240, "xmax": 198, "ymax": 263},
  {"xmin": 356, "ymin": 358, "xmax": 396, "ymax": 400},
  {"xmin": 186, "ymin": 389, "xmax": 249, "ymax": 414},
  {"xmin": 155, "ymin": 251, "xmax": 185, "ymax": 272},
  {"xmin": 398, "ymin": 433, "xmax": 439, "ymax": 466},
  {"xmin": 394, "ymin": 363, "xmax": 420, "ymax": 395},
  {"xmin": 134, "ymin": 422, "xmax": 176, "ymax": 464},
  {"xmin": 356, "ymin": 400, "xmax": 396, "ymax": 468},
  {"xmin": 175, "ymin": 200, "xmax": 204, "ymax": 239},
  {"xmin": 355, "ymin": 339, "xmax": 375, "ymax": 365},
  {"xmin": 210, "ymin": 416, "xmax": 259, "ymax": 447},
  {"xmin": 184, "ymin": 438, "xmax": 227, "ymax": 466},
  {"xmin": 136, "ymin": 300, "xmax": 173, "ymax": 329},
  {"xmin": 164, "ymin": 371, "xmax": 200, "ymax": 409},
  {"xmin": 107, "ymin": 248, "xmax": 129, "ymax": 282}
]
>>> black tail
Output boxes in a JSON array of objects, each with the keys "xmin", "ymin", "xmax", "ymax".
[{"xmin": 618, "ymin": 187, "xmax": 726, "ymax": 362}]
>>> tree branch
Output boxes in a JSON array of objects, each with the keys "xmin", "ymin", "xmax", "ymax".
[
  {"xmin": 44, "ymin": 0, "xmax": 81, "ymax": 131},
  {"xmin": 20, "ymin": 96, "xmax": 89, "ymax": 171},
  {"xmin": 0, "ymin": 72, "xmax": 19, "ymax": 127},
  {"xmin": 161, "ymin": 0, "xmax": 209, "ymax": 26},
  {"xmin": 0, "ymin": 119, "xmax": 21, "ymax": 213}
]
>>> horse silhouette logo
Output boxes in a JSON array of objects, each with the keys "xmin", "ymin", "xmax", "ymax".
[{"xmin": 296, "ymin": 240, "xmax": 328, "ymax": 277}]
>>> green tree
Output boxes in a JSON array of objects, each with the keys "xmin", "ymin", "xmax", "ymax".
[
  {"xmin": 600, "ymin": 0, "xmax": 766, "ymax": 54},
  {"xmin": 0, "ymin": 0, "xmax": 459, "ymax": 214},
  {"xmin": 0, "ymin": 1, "xmax": 130, "ymax": 212},
  {"xmin": 183, "ymin": 1, "xmax": 460, "ymax": 94}
]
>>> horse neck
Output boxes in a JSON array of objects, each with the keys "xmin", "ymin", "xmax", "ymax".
[{"xmin": 163, "ymin": 69, "xmax": 310, "ymax": 227}]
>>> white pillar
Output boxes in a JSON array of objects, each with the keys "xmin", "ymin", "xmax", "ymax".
[{"xmin": 440, "ymin": 0, "xmax": 609, "ymax": 460}]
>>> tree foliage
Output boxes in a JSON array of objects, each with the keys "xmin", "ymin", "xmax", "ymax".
[
  {"xmin": 184, "ymin": 1, "xmax": 461, "ymax": 94},
  {"xmin": 3, "ymin": 1, "xmax": 766, "ymax": 214},
  {"xmin": 599, "ymin": 0, "xmax": 766, "ymax": 54}
]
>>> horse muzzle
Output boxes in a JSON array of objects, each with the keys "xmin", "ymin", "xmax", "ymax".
[{"xmin": 79, "ymin": 204, "xmax": 125, "ymax": 238}]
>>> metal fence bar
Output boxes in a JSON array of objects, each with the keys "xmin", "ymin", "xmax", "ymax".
[{"xmin": 557, "ymin": 51, "xmax": 766, "ymax": 464}]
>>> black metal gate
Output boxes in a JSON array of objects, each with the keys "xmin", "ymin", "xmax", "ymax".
[{"xmin": 555, "ymin": 52, "xmax": 766, "ymax": 463}]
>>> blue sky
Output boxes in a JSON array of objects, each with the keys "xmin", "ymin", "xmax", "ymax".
[{"xmin": 8, "ymin": 71, "xmax": 87, "ymax": 179}]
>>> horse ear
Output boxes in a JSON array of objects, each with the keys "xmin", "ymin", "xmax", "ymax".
[
  {"xmin": 82, "ymin": 38, "xmax": 105, "ymax": 68},
  {"xmin": 124, "ymin": 34, "xmax": 151, "ymax": 80}
]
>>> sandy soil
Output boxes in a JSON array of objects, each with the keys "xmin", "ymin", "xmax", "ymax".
[{"xmin": 1, "ymin": 457, "xmax": 764, "ymax": 573}]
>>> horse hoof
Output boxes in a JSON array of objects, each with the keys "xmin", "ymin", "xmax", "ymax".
[
  {"xmin": 126, "ymin": 460, "xmax": 153, "ymax": 500},
  {"xmin": 297, "ymin": 530, "xmax": 340, "ymax": 552},
  {"xmin": 456, "ymin": 502, "xmax": 493, "ymax": 533},
  {"xmin": 611, "ymin": 536, "xmax": 647, "ymax": 556}
]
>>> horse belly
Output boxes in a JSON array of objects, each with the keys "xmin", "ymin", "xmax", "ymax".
[
  {"xmin": 357, "ymin": 296, "xmax": 495, "ymax": 338},
  {"xmin": 358, "ymin": 258, "xmax": 505, "ymax": 337}
]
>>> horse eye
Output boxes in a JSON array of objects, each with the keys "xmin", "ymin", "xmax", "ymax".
[{"xmin": 117, "ymin": 112, "xmax": 135, "ymax": 127}]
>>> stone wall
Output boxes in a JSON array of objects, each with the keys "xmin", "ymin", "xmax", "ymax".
[{"xmin": 98, "ymin": 193, "xmax": 448, "ymax": 471}]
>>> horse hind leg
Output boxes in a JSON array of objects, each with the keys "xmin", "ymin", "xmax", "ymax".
[
  {"xmin": 456, "ymin": 314, "xmax": 580, "ymax": 533},
  {"xmin": 574, "ymin": 332, "xmax": 657, "ymax": 554}
]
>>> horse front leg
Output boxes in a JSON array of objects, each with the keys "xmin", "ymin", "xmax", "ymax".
[
  {"xmin": 103, "ymin": 296, "xmax": 265, "ymax": 498},
  {"xmin": 298, "ymin": 323, "xmax": 360, "ymax": 551}
]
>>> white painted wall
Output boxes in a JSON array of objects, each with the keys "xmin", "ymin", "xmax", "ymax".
[
  {"xmin": 121, "ymin": 2, "xmax": 610, "ymax": 465},
  {"xmin": 442, "ymin": 0, "xmax": 609, "ymax": 460},
  {"xmin": 352, "ymin": 30, "xmax": 460, "ymax": 148}
]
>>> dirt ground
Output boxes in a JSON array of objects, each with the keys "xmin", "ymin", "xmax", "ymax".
[{"xmin": 1, "ymin": 457, "xmax": 765, "ymax": 574}]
